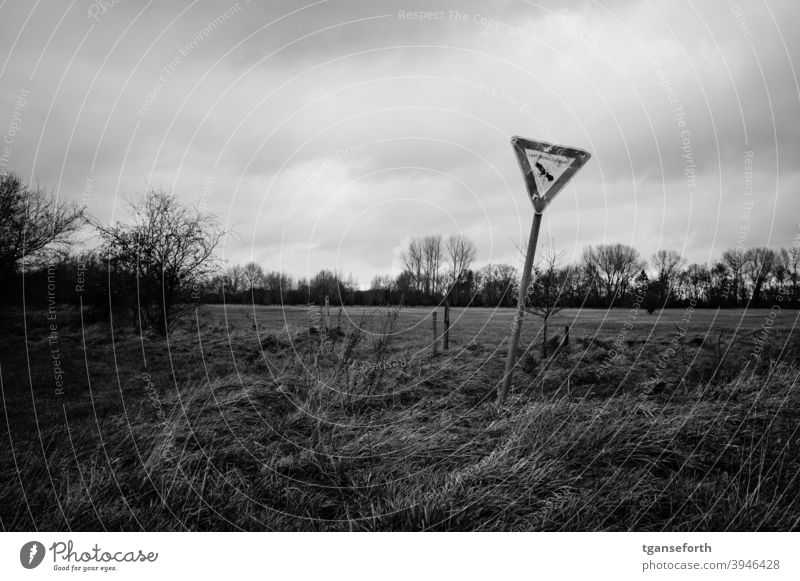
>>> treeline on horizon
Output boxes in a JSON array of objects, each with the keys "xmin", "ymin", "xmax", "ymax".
[
  {"xmin": 3, "ymin": 171, "xmax": 799, "ymax": 332},
  {"xmin": 14, "ymin": 240, "xmax": 800, "ymax": 312}
]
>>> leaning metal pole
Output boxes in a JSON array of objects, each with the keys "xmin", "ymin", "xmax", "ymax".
[{"xmin": 497, "ymin": 211, "xmax": 543, "ymax": 408}]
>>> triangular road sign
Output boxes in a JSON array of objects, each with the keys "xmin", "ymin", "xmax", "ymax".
[{"xmin": 511, "ymin": 136, "xmax": 591, "ymax": 213}]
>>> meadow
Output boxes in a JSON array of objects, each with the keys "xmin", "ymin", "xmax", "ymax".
[{"xmin": 1, "ymin": 303, "xmax": 799, "ymax": 531}]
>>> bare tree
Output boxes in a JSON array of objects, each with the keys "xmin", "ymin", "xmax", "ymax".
[
  {"xmin": 370, "ymin": 274, "xmax": 394, "ymax": 290},
  {"xmin": 580, "ymin": 254, "xmax": 602, "ymax": 306},
  {"xmin": 0, "ymin": 172, "xmax": 83, "ymax": 276},
  {"xmin": 93, "ymin": 189, "xmax": 225, "ymax": 334},
  {"xmin": 241, "ymin": 261, "xmax": 266, "ymax": 303},
  {"xmin": 263, "ymin": 270, "xmax": 293, "ymax": 304},
  {"xmin": 401, "ymin": 238, "xmax": 423, "ymax": 293},
  {"xmin": 242, "ymin": 262, "xmax": 265, "ymax": 291},
  {"xmin": 681, "ymin": 263, "xmax": 711, "ymax": 303},
  {"xmin": 477, "ymin": 263, "xmax": 518, "ymax": 307},
  {"xmin": 722, "ymin": 248, "xmax": 745, "ymax": 305},
  {"xmin": 421, "ymin": 234, "xmax": 443, "ymax": 295},
  {"xmin": 583, "ymin": 243, "xmax": 644, "ymax": 305},
  {"xmin": 224, "ymin": 264, "xmax": 246, "ymax": 297},
  {"xmin": 444, "ymin": 233, "xmax": 477, "ymax": 304},
  {"xmin": 742, "ymin": 247, "xmax": 776, "ymax": 304},
  {"xmin": 369, "ymin": 274, "xmax": 394, "ymax": 304},
  {"xmin": 652, "ymin": 249, "xmax": 686, "ymax": 302},
  {"xmin": 524, "ymin": 243, "xmax": 568, "ymax": 358},
  {"xmin": 778, "ymin": 246, "xmax": 800, "ymax": 303},
  {"xmin": 445, "ymin": 234, "xmax": 477, "ymax": 285},
  {"xmin": 710, "ymin": 262, "xmax": 731, "ymax": 306}
]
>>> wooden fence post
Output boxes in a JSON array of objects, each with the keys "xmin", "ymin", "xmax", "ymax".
[
  {"xmin": 432, "ymin": 311, "xmax": 439, "ymax": 356},
  {"xmin": 444, "ymin": 298, "xmax": 450, "ymax": 350}
]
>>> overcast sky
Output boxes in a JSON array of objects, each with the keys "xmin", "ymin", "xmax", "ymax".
[{"xmin": 1, "ymin": 0, "xmax": 798, "ymax": 287}]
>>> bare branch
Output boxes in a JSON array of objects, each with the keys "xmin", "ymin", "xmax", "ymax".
[{"xmin": 0, "ymin": 173, "xmax": 84, "ymax": 274}]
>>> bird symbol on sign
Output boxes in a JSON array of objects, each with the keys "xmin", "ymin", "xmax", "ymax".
[{"xmin": 535, "ymin": 161, "xmax": 554, "ymax": 182}]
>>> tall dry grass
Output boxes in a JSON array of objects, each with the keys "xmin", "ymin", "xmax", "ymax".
[{"xmin": 1, "ymin": 306, "xmax": 799, "ymax": 530}]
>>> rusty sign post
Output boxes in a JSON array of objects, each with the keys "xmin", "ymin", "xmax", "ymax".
[{"xmin": 497, "ymin": 136, "xmax": 591, "ymax": 408}]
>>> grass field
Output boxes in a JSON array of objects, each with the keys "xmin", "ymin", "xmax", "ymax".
[
  {"xmin": 215, "ymin": 303, "xmax": 800, "ymax": 353},
  {"xmin": 1, "ymin": 303, "xmax": 799, "ymax": 531}
]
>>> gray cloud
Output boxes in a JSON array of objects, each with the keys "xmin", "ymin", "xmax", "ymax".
[{"xmin": 1, "ymin": 0, "xmax": 799, "ymax": 285}]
